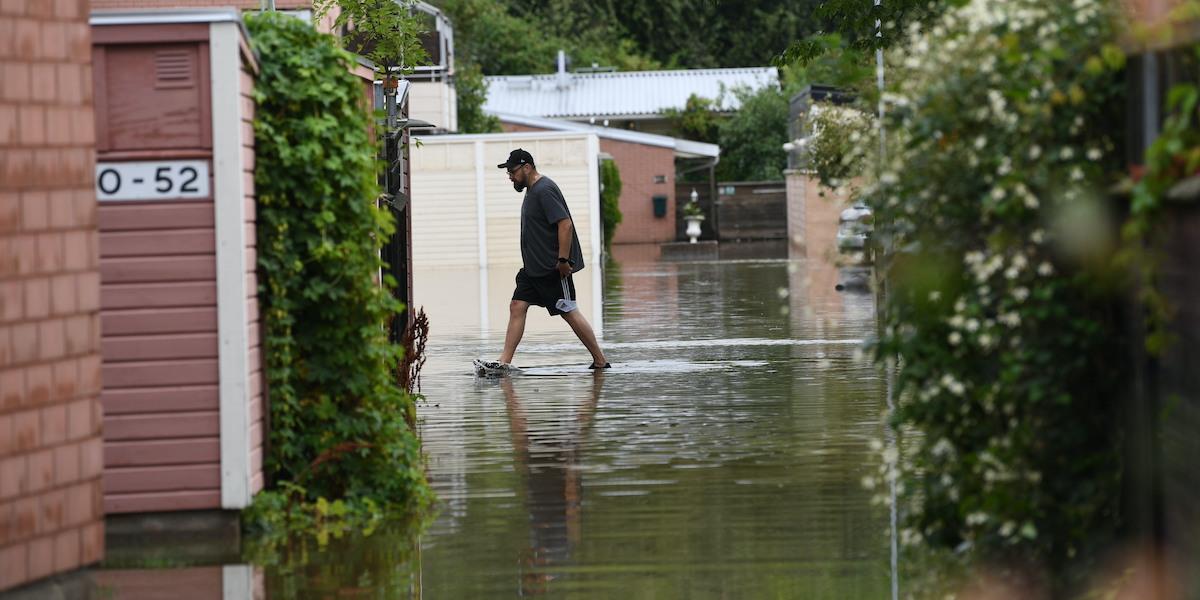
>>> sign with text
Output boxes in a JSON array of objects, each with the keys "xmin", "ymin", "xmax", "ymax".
[{"xmin": 95, "ymin": 161, "xmax": 211, "ymax": 201}]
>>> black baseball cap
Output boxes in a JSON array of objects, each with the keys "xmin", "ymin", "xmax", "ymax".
[{"xmin": 497, "ymin": 148, "xmax": 534, "ymax": 170}]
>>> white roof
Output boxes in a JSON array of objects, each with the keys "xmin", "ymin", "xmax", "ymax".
[
  {"xmin": 492, "ymin": 112, "xmax": 719, "ymax": 159},
  {"xmin": 483, "ymin": 67, "xmax": 778, "ymax": 120}
]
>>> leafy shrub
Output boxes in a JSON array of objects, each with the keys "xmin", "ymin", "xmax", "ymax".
[
  {"xmin": 244, "ymin": 12, "xmax": 430, "ymax": 526},
  {"xmin": 842, "ymin": 0, "xmax": 1131, "ymax": 584},
  {"xmin": 600, "ymin": 159, "xmax": 623, "ymax": 249}
]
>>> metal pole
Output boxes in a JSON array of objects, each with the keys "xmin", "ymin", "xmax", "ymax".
[{"xmin": 260, "ymin": 0, "xmax": 275, "ymax": 10}]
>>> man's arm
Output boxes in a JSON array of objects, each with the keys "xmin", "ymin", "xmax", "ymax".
[{"xmin": 556, "ymin": 218, "xmax": 573, "ymax": 277}]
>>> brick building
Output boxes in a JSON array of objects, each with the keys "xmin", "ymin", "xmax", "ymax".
[
  {"xmin": 495, "ymin": 112, "xmax": 719, "ymax": 245},
  {"xmin": 1, "ymin": 0, "xmax": 106, "ymax": 591}
]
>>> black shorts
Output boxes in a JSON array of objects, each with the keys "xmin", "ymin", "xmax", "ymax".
[{"xmin": 513, "ymin": 268, "xmax": 576, "ymax": 316}]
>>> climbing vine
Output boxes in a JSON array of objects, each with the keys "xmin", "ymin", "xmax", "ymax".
[{"xmin": 243, "ymin": 12, "xmax": 430, "ymax": 533}]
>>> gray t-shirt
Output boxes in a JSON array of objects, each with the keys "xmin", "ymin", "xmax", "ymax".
[{"xmin": 520, "ymin": 176, "xmax": 584, "ymax": 277}]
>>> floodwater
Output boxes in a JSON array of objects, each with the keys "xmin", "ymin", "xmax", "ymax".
[{"xmin": 92, "ymin": 244, "xmax": 894, "ymax": 599}]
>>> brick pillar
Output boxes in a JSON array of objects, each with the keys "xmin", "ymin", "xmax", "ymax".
[{"xmin": 1, "ymin": 0, "xmax": 105, "ymax": 592}]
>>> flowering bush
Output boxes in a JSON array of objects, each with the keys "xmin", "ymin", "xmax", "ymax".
[
  {"xmin": 803, "ymin": 102, "xmax": 872, "ymax": 189},
  {"xmin": 847, "ymin": 0, "xmax": 1132, "ymax": 583}
]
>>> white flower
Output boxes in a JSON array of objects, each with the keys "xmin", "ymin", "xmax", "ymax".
[
  {"xmin": 1087, "ymin": 148, "xmax": 1103, "ymax": 161},
  {"xmin": 979, "ymin": 333, "xmax": 994, "ymax": 349},
  {"xmin": 929, "ymin": 290, "xmax": 942, "ymax": 302},
  {"xmin": 1024, "ymin": 193, "xmax": 1040, "ymax": 209},
  {"xmin": 949, "ymin": 331, "xmax": 963, "ymax": 345},
  {"xmin": 1029, "ymin": 145, "xmax": 1042, "ymax": 160},
  {"xmin": 965, "ymin": 318, "xmax": 980, "ymax": 333},
  {"xmin": 1031, "ymin": 229, "xmax": 1045, "ymax": 244},
  {"xmin": 999, "ymin": 312, "xmax": 1021, "ymax": 327},
  {"xmin": 1038, "ymin": 262, "xmax": 1054, "ymax": 276},
  {"xmin": 1000, "ymin": 521, "xmax": 1017, "ymax": 537},
  {"xmin": 990, "ymin": 187, "xmax": 1007, "ymax": 201},
  {"xmin": 1070, "ymin": 167, "xmax": 1085, "ymax": 182},
  {"xmin": 1013, "ymin": 287, "xmax": 1030, "ymax": 302},
  {"xmin": 974, "ymin": 135, "xmax": 988, "ymax": 150},
  {"xmin": 1061, "ymin": 147, "xmax": 1075, "ymax": 160},
  {"xmin": 966, "ymin": 511, "xmax": 989, "ymax": 526},
  {"xmin": 931, "ymin": 438, "xmax": 956, "ymax": 458}
]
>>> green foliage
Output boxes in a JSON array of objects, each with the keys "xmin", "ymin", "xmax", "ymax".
[
  {"xmin": 833, "ymin": 0, "xmax": 1130, "ymax": 585},
  {"xmin": 455, "ymin": 61, "xmax": 501, "ymax": 133},
  {"xmin": 778, "ymin": 0, "xmax": 959, "ymax": 68},
  {"xmin": 244, "ymin": 13, "xmax": 430, "ymax": 526},
  {"xmin": 666, "ymin": 87, "xmax": 789, "ymax": 182},
  {"xmin": 776, "ymin": 34, "xmax": 877, "ymax": 94},
  {"xmin": 599, "ymin": 159, "xmax": 623, "ymax": 250},
  {"xmin": 1123, "ymin": 75, "xmax": 1199, "ymax": 354},
  {"xmin": 715, "ymin": 86, "xmax": 790, "ymax": 182},
  {"xmin": 664, "ymin": 94, "xmax": 722, "ymax": 145},
  {"xmin": 313, "ymin": 0, "xmax": 429, "ymax": 74},
  {"xmin": 430, "ymin": 0, "xmax": 657, "ymax": 75}
]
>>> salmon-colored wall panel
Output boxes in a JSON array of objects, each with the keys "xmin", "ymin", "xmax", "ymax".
[
  {"xmin": 101, "ymin": 282, "xmax": 217, "ymax": 309},
  {"xmin": 99, "ymin": 44, "xmax": 209, "ymax": 152},
  {"xmin": 98, "ymin": 201, "xmax": 215, "ymax": 231},
  {"xmin": 100, "ymin": 255, "xmax": 216, "ymax": 284},
  {"xmin": 103, "ymin": 359, "xmax": 218, "ymax": 388},
  {"xmin": 104, "ymin": 464, "xmax": 219, "ymax": 494},
  {"xmin": 103, "ymin": 411, "xmax": 219, "ymax": 441},
  {"xmin": 101, "ymin": 386, "xmax": 218, "ymax": 415},
  {"xmin": 102, "ymin": 307, "xmax": 217, "ymax": 335},
  {"xmin": 103, "ymin": 490, "xmax": 221, "ymax": 514},
  {"xmin": 105, "ymin": 438, "xmax": 219, "ymax": 468},
  {"xmin": 102, "ymin": 333, "xmax": 218, "ymax": 362},
  {"xmin": 100, "ymin": 229, "xmax": 215, "ymax": 257},
  {"xmin": 91, "ymin": 566, "xmax": 223, "ymax": 598}
]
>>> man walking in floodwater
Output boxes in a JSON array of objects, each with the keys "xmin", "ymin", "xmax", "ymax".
[{"xmin": 474, "ymin": 149, "xmax": 610, "ymax": 376}]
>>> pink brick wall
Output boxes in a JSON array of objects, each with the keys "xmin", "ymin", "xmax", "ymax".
[
  {"xmin": 501, "ymin": 122, "xmax": 677, "ymax": 245},
  {"xmin": 0, "ymin": 0, "xmax": 106, "ymax": 592}
]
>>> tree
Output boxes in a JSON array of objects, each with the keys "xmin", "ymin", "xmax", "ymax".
[
  {"xmin": 716, "ymin": 86, "xmax": 790, "ymax": 182},
  {"xmin": 455, "ymin": 61, "xmax": 500, "ymax": 133},
  {"xmin": 313, "ymin": 0, "xmax": 430, "ymax": 77}
]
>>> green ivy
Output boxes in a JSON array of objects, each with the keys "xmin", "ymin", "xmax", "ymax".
[
  {"xmin": 599, "ymin": 159, "xmax": 623, "ymax": 250},
  {"xmin": 244, "ymin": 13, "xmax": 430, "ymax": 527}
]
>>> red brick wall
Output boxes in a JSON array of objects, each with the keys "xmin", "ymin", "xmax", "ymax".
[
  {"xmin": 601, "ymin": 138, "xmax": 675, "ymax": 245},
  {"xmin": 0, "ymin": 0, "xmax": 106, "ymax": 592},
  {"xmin": 500, "ymin": 122, "xmax": 677, "ymax": 244}
]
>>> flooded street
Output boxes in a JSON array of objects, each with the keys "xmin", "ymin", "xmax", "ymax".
[
  {"xmin": 90, "ymin": 249, "xmax": 893, "ymax": 599},
  {"xmin": 411, "ymin": 248, "xmax": 891, "ymax": 597}
]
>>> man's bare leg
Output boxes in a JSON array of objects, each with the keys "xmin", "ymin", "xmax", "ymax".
[
  {"xmin": 561, "ymin": 310, "xmax": 607, "ymax": 366},
  {"xmin": 499, "ymin": 300, "xmax": 531, "ymax": 364}
]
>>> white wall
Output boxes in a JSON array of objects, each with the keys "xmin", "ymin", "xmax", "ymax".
[
  {"xmin": 410, "ymin": 132, "xmax": 603, "ymax": 337},
  {"xmin": 410, "ymin": 81, "xmax": 458, "ymax": 132}
]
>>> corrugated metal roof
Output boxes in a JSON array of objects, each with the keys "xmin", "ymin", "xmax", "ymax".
[
  {"xmin": 491, "ymin": 112, "xmax": 719, "ymax": 159},
  {"xmin": 483, "ymin": 67, "xmax": 779, "ymax": 119}
]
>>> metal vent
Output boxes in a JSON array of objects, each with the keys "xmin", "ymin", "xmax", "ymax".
[{"xmin": 154, "ymin": 49, "xmax": 195, "ymax": 89}]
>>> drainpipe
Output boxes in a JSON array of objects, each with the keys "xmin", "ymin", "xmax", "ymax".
[{"xmin": 260, "ymin": 0, "xmax": 274, "ymax": 10}]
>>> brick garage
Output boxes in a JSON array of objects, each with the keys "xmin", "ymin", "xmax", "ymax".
[{"xmin": 0, "ymin": 0, "xmax": 106, "ymax": 592}]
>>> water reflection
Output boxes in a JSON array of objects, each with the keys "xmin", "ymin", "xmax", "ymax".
[{"xmin": 503, "ymin": 373, "xmax": 603, "ymax": 595}]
